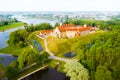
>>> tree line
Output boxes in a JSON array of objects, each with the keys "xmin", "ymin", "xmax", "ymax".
[{"xmin": 0, "ymin": 18, "xmax": 18, "ymax": 27}]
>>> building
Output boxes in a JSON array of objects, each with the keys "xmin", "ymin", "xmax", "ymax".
[{"xmin": 40, "ymin": 24, "xmax": 96, "ymax": 38}]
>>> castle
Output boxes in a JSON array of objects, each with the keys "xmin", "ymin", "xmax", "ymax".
[{"xmin": 39, "ymin": 24, "xmax": 97, "ymax": 38}]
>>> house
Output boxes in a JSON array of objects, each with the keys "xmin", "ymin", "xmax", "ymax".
[{"xmin": 39, "ymin": 24, "xmax": 96, "ymax": 38}]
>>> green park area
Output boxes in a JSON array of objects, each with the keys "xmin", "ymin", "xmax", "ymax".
[{"xmin": 0, "ymin": 22, "xmax": 24, "ymax": 31}]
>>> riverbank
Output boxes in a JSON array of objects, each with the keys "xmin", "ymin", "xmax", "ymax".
[
  {"xmin": 0, "ymin": 46, "xmax": 31, "ymax": 56},
  {"xmin": 0, "ymin": 22, "xmax": 24, "ymax": 31}
]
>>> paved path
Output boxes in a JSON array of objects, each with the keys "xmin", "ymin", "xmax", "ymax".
[{"xmin": 36, "ymin": 35, "xmax": 78, "ymax": 62}]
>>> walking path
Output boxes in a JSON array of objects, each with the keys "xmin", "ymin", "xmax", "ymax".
[
  {"xmin": 36, "ymin": 35, "xmax": 78, "ymax": 62},
  {"xmin": 18, "ymin": 65, "xmax": 48, "ymax": 80}
]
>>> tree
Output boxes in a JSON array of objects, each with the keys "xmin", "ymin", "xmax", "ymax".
[
  {"xmin": 64, "ymin": 61, "xmax": 89, "ymax": 80},
  {"xmin": 6, "ymin": 61, "xmax": 19, "ymax": 78},
  {"xmin": 18, "ymin": 48, "xmax": 39, "ymax": 69},
  {"xmin": 54, "ymin": 23, "xmax": 60, "ymax": 27},
  {"xmin": 0, "ymin": 64, "xmax": 6, "ymax": 79},
  {"xmin": 95, "ymin": 66, "xmax": 113, "ymax": 80},
  {"xmin": 112, "ymin": 59, "xmax": 120, "ymax": 80},
  {"xmin": 7, "ymin": 29, "xmax": 28, "ymax": 47}
]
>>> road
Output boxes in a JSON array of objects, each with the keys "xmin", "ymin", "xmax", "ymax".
[{"xmin": 36, "ymin": 35, "xmax": 78, "ymax": 62}]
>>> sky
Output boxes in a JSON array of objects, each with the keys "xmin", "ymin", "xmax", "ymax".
[{"xmin": 0, "ymin": 0, "xmax": 120, "ymax": 11}]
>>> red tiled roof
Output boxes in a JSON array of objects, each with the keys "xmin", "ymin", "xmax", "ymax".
[
  {"xmin": 58, "ymin": 26, "xmax": 92, "ymax": 32},
  {"xmin": 41, "ymin": 30, "xmax": 53, "ymax": 34}
]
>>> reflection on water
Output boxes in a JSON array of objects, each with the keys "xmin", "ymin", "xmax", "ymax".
[
  {"xmin": 22, "ymin": 68, "xmax": 70, "ymax": 80},
  {"xmin": 0, "ymin": 54, "xmax": 17, "ymax": 66},
  {"xmin": 64, "ymin": 52, "xmax": 76, "ymax": 58}
]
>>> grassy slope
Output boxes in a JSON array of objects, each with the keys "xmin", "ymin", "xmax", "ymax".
[
  {"xmin": 47, "ymin": 31, "xmax": 107, "ymax": 57},
  {"xmin": 70, "ymin": 30, "xmax": 106, "ymax": 43},
  {"xmin": 47, "ymin": 36, "xmax": 71, "ymax": 56},
  {"xmin": 0, "ymin": 46, "xmax": 31, "ymax": 56},
  {"xmin": 0, "ymin": 22, "xmax": 24, "ymax": 31}
]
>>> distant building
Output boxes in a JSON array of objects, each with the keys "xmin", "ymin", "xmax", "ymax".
[{"xmin": 40, "ymin": 24, "xmax": 96, "ymax": 38}]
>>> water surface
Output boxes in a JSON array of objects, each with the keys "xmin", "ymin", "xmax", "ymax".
[
  {"xmin": 22, "ymin": 68, "xmax": 69, "ymax": 80},
  {"xmin": 0, "ymin": 53, "xmax": 17, "ymax": 66}
]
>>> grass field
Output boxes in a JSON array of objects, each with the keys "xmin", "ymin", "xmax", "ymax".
[
  {"xmin": 47, "ymin": 36, "xmax": 71, "ymax": 56},
  {"xmin": 0, "ymin": 46, "xmax": 31, "ymax": 56},
  {"xmin": 0, "ymin": 22, "xmax": 24, "ymax": 31}
]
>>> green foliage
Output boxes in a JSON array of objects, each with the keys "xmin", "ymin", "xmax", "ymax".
[
  {"xmin": 7, "ymin": 61, "xmax": 19, "ymax": 78},
  {"xmin": 70, "ymin": 28, "xmax": 120, "ymax": 80},
  {"xmin": 36, "ymin": 51, "xmax": 49, "ymax": 65},
  {"xmin": 25, "ymin": 23, "xmax": 53, "ymax": 32},
  {"xmin": 7, "ymin": 29, "xmax": 29, "ymax": 47},
  {"xmin": 64, "ymin": 61, "xmax": 89, "ymax": 80},
  {"xmin": 18, "ymin": 49, "xmax": 48, "ymax": 69},
  {"xmin": 54, "ymin": 22, "xmax": 60, "ymax": 27},
  {"xmin": 112, "ymin": 59, "xmax": 120, "ymax": 80},
  {"xmin": 0, "ymin": 46, "xmax": 31, "ymax": 56},
  {"xmin": 0, "ymin": 18, "xmax": 18, "ymax": 27},
  {"xmin": 70, "ymin": 19, "xmax": 120, "ymax": 30},
  {"xmin": 47, "ymin": 59, "xmax": 65, "ymax": 72},
  {"xmin": 0, "ymin": 64, "xmax": 6, "ymax": 79},
  {"xmin": 95, "ymin": 66, "xmax": 113, "ymax": 80},
  {"xmin": 0, "ymin": 22, "xmax": 23, "ymax": 31},
  {"xmin": 18, "ymin": 48, "xmax": 40, "ymax": 69}
]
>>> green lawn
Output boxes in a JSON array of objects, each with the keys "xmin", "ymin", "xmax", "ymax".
[
  {"xmin": 0, "ymin": 46, "xmax": 31, "ymax": 56},
  {"xmin": 47, "ymin": 31, "xmax": 107, "ymax": 57},
  {"xmin": 0, "ymin": 22, "xmax": 24, "ymax": 31}
]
